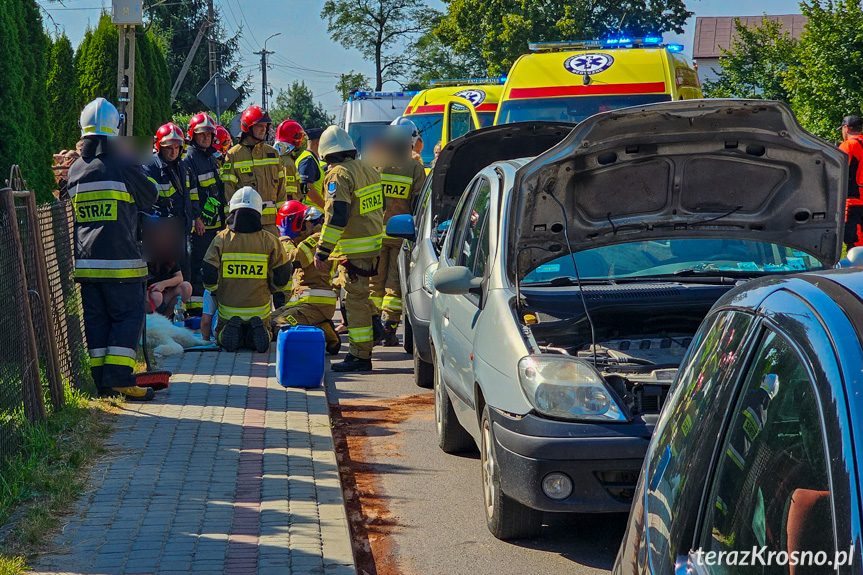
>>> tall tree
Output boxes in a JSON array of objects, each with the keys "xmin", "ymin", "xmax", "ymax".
[
  {"xmin": 403, "ymin": 27, "xmax": 488, "ymax": 89},
  {"xmin": 76, "ymin": 14, "xmax": 172, "ymax": 138},
  {"xmin": 336, "ymin": 71, "xmax": 371, "ymax": 102},
  {"xmin": 321, "ymin": 0, "xmax": 437, "ymax": 90},
  {"xmin": 785, "ymin": 0, "xmax": 863, "ymax": 140},
  {"xmin": 47, "ymin": 32, "xmax": 80, "ymax": 151},
  {"xmin": 702, "ymin": 17, "xmax": 800, "ymax": 102},
  {"xmin": 147, "ymin": 0, "xmax": 249, "ymax": 114},
  {"xmin": 270, "ymin": 81, "xmax": 334, "ymax": 129},
  {"xmin": 436, "ymin": 0, "xmax": 693, "ymax": 75}
]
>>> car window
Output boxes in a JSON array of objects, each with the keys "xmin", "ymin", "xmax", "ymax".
[
  {"xmin": 414, "ymin": 177, "xmax": 433, "ymax": 237},
  {"xmin": 646, "ymin": 310, "xmax": 754, "ymax": 574},
  {"xmin": 459, "ymin": 178, "xmax": 491, "ymax": 271},
  {"xmin": 696, "ymin": 330, "xmax": 834, "ymax": 575},
  {"xmin": 446, "ymin": 180, "xmax": 479, "ymax": 262},
  {"xmin": 472, "ymin": 219, "xmax": 491, "ymax": 278}
]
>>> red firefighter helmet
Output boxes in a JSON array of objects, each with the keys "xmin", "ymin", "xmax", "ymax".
[
  {"xmin": 214, "ymin": 125, "xmax": 233, "ymax": 153},
  {"xmin": 276, "ymin": 200, "xmax": 309, "ymax": 233},
  {"xmin": 187, "ymin": 112, "xmax": 217, "ymax": 140},
  {"xmin": 276, "ymin": 120, "xmax": 305, "ymax": 146},
  {"xmin": 240, "ymin": 105, "xmax": 273, "ymax": 133},
  {"xmin": 154, "ymin": 123, "xmax": 184, "ymax": 152}
]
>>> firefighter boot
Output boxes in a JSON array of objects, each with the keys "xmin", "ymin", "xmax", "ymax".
[
  {"xmin": 372, "ymin": 315, "xmax": 385, "ymax": 346},
  {"xmin": 250, "ymin": 316, "xmax": 271, "ymax": 354},
  {"xmin": 319, "ymin": 320, "xmax": 342, "ymax": 355},
  {"xmin": 382, "ymin": 322, "xmax": 400, "ymax": 347},
  {"xmin": 332, "ymin": 353, "xmax": 372, "ymax": 373},
  {"xmin": 220, "ymin": 316, "xmax": 242, "ymax": 352},
  {"xmin": 103, "ymin": 386, "xmax": 156, "ymax": 401}
]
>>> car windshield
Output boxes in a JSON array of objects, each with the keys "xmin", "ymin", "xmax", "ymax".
[
  {"xmin": 521, "ymin": 239, "xmax": 825, "ymax": 284},
  {"xmin": 348, "ymin": 122, "xmax": 390, "ymax": 157},
  {"xmin": 410, "ymin": 112, "xmax": 496, "ymax": 165},
  {"xmin": 497, "ymin": 94, "xmax": 671, "ymax": 124}
]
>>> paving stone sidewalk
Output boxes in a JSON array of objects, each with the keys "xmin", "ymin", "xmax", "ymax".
[{"xmin": 33, "ymin": 348, "xmax": 356, "ymax": 575}]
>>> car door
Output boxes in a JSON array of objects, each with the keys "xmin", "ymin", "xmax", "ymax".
[
  {"xmin": 401, "ymin": 176, "xmax": 433, "ymax": 295},
  {"xmin": 440, "ymin": 177, "xmax": 493, "ymax": 415},
  {"xmin": 679, "ymin": 310, "xmax": 854, "ymax": 575},
  {"xmin": 441, "ymin": 96, "xmax": 480, "ymax": 146}
]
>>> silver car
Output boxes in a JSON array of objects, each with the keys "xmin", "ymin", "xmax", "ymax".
[{"xmin": 427, "ymin": 100, "xmax": 846, "ymax": 540}]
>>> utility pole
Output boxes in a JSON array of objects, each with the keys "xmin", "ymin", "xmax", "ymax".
[
  {"xmin": 206, "ymin": 0, "xmax": 221, "ymax": 120},
  {"xmin": 112, "ymin": 0, "xmax": 142, "ymax": 136},
  {"xmin": 254, "ymin": 33, "xmax": 280, "ymax": 110}
]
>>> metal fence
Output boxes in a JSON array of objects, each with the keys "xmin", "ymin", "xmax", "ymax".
[{"xmin": 0, "ymin": 166, "xmax": 92, "ymax": 467}]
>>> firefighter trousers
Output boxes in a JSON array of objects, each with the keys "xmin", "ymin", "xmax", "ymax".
[
  {"xmin": 81, "ymin": 282, "xmax": 144, "ymax": 391},
  {"xmin": 189, "ymin": 228, "xmax": 219, "ymax": 316},
  {"xmin": 369, "ymin": 242, "xmax": 402, "ymax": 324},
  {"xmin": 272, "ymin": 302, "xmax": 339, "ymax": 350},
  {"xmin": 338, "ymin": 258, "xmax": 376, "ymax": 359}
]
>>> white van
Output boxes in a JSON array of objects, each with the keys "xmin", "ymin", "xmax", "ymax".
[{"xmin": 338, "ymin": 90, "xmax": 418, "ymax": 155}]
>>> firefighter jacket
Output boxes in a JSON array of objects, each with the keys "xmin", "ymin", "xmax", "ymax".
[
  {"xmin": 840, "ymin": 135, "xmax": 863, "ymax": 203},
  {"xmin": 202, "ymin": 223, "xmax": 291, "ymax": 322},
  {"xmin": 220, "ymin": 141, "xmax": 286, "ymax": 226},
  {"xmin": 317, "ymin": 158, "xmax": 384, "ymax": 261},
  {"xmin": 282, "ymin": 228, "xmax": 336, "ymax": 309},
  {"xmin": 68, "ymin": 136, "xmax": 158, "ymax": 282},
  {"xmin": 143, "ymin": 153, "xmax": 194, "ymax": 232},
  {"xmin": 183, "ymin": 144, "xmax": 225, "ymax": 230},
  {"xmin": 280, "ymin": 155, "xmax": 301, "ymax": 202},
  {"xmin": 295, "ymin": 149, "xmax": 325, "ymax": 203},
  {"xmin": 378, "ymin": 158, "xmax": 426, "ymax": 244}
]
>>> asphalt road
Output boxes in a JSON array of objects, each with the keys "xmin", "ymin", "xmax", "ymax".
[{"xmin": 326, "ymin": 337, "xmax": 628, "ymax": 575}]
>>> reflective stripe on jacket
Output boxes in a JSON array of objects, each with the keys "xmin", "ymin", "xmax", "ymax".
[{"xmin": 220, "ymin": 141, "xmax": 286, "ymax": 226}]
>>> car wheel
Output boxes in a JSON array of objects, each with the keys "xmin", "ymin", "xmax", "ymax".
[
  {"xmin": 414, "ymin": 344, "xmax": 433, "ymax": 389},
  {"xmin": 404, "ymin": 317, "xmax": 414, "ymax": 354},
  {"xmin": 481, "ymin": 404, "xmax": 543, "ymax": 540},
  {"xmin": 433, "ymin": 353, "xmax": 474, "ymax": 454}
]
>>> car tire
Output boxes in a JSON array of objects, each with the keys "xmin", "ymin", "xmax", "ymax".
[
  {"xmin": 404, "ymin": 317, "xmax": 414, "ymax": 354},
  {"xmin": 414, "ymin": 345, "xmax": 433, "ymax": 389},
  {"xmin": 481, "ymin": 405, "xmax": 543, "ymax": 540},
  {"xmin": 433, "ymin": 353, "xmax": 474, "ymax": 454}
]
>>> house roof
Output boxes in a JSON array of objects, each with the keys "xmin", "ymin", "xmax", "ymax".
[{"xmin": 693, "ymin": 14, "xmax": 807, "ymax": 59}]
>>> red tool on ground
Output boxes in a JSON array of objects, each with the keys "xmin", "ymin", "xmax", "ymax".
[{"xmin": 137, "ymin": 289, "xmax": 172, "ymax": 390}]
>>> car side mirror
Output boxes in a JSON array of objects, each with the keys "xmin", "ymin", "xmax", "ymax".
[
  {"xmin": 434, "ymin": 266, "xmax": 482, "ymax": 296},
  {"xmin": 385, "ymin": 214, "xmax": 416, "ymax": 242}
]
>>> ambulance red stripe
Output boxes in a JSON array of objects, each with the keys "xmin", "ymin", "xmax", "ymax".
[{"xmin": 507, "ymin": 82, "xmax": 667, "ymax": 99}]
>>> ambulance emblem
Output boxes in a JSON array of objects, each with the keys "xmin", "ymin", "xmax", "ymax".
[
  {"xmin": 563, "ymin": 53, "xmax": 614, "ymax": 75},
  {"xmin": 453, "ymin": 89, "xmax": 486, "ymax": 107}
]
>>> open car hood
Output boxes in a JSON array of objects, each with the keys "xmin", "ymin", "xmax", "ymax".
[
  {"xmin": 432, "ymin": 122, "xmax": 573, "ymax": 222},
  {"xmin": 509, "ymin": 100, "xmax": 847, "ymax": 277}
]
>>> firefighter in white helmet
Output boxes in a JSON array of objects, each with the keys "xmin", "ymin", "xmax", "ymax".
[{"xmin": 202, "ymin": 186, "xmax": 291, "ymax": 352}]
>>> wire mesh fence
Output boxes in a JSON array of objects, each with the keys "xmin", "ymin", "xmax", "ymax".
[{"xmin": 0, "ymin": 166, "xmax": 93, "ymax": 468}]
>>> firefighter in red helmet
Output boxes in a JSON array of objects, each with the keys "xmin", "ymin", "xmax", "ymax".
[{"xmin": 275, "ymin": 120, "xmax": 304, "ymax": 203}]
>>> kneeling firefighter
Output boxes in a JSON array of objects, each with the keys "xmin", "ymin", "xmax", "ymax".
[
  {"xmin": 202, "ymin": 187, "xmax": 291, "ymax": 353},
  {"xmin": 271, "ymin": 201, "xmax": 341, "ymax": 355},
  {"xmin": 312, "ymin": 126, "xmax": 384, "ymax": 372}
]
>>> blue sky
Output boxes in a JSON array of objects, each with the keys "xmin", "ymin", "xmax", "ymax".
[{"xmin": 41, "ymin": 0, "xmax": 803, "ymax": 116}]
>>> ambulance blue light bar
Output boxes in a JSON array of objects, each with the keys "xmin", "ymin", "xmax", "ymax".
[
  {"xmin": 350, "ymin": 91, "xmax": 419, "ymax": 100},
  {"xmin": 529, "ymin": 37, "xmax": 677, "ymax": 52},
  {"xmin": 429, "ymin": 77, "xmax": 506, "ymax": 87}
]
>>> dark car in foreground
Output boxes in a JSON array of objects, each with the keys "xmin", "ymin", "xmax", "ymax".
[{"xmin": 614, "ymin": 269, "xmax": 863, "ymax": 575}]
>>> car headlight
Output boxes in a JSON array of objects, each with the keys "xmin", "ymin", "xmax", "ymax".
[
  {"xmin": 518, "ymin": 355, "xmax": 627, "ymax": 422},
  {"xmin": 422, "ymin": 262, "xmax": 438, "ymax": 293}
]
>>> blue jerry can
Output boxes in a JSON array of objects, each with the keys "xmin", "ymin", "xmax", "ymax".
[{"xmin": 276, "ymin": 326, "xmax": 325, "ymax": 388}]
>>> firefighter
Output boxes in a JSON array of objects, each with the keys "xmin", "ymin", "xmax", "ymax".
[
  {"xmin": 68, "ymin": 97, "xmax": 158, "ymax": 400},
  {"xmin": 313, "ymin": 126, "xmax": 384, "ymax": 372},
  {"xmin": 213, "ymin": 125, "xmax": 233, "ymax": 167},
  {"xmin": 220, "ymin": 106, "xmax": 286, "ymax": 237},
  {"xmin": 202, "ymin": 186, "xmax": 291, "ymax": 352},
  {"xmin": 370, "ymin": 122, "xmax": 427, "ymax": 345},
  {"xmin": 274, "ymin": 120, "xmax": 304, "ymax": 202},
  {"xmin": 143, "ymin": 122, "xmax": 194, "ymax": 281},
  {"xmin": 183, "ymin": 112, "xmax": 225, "ymax": 316},
  {"xmin": 271, "ymin": 201, "xmax": 341, "ymax": 355},
  {"xmin": 840, "ymin": 115, "xmax": 863, "ymax": 250},
  {"xmin": 295, "ymin": 127, "xmax": 326, "ymax": 209},
  {"xmin": 392, "ymin": 116, "xmax": 423, "ymax": 164}
]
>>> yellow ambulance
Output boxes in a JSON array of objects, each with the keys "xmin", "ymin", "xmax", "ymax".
[
  {"xmin": 494, "ymin": 37, "xmax": 702, "ymax": 125},
  {"xmin": 403, "ymin": 78, "xmax": 504, "ymax": 165}
]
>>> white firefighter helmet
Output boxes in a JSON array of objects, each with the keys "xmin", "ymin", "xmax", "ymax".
[
  {"xmin": 79, "ymin": 97, "xmax": 120, "ymax": 138},
  {"xmin": 391, "ymin": 116, "xmax": 420, "ymax": 145},
  {"xmin": 229, "ymin": 186, "xmax": 263, "ymax": 214},
  {"xmin": 318, "ymin": 125, "xmax": 357, "ymax": 158}
]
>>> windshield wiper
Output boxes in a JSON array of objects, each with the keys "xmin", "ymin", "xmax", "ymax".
[
  {"xmin": 670, "ymin": 268, "xmax": 766, "ymax": 278},
  {"xmin": 522, "ymin": 276, "xmax": 614, "ymax": 287}
]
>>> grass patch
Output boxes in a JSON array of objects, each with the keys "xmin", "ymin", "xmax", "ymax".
[{"xmin": 0, "ymin": 386, "xmax": 119, "ymax": 572}]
